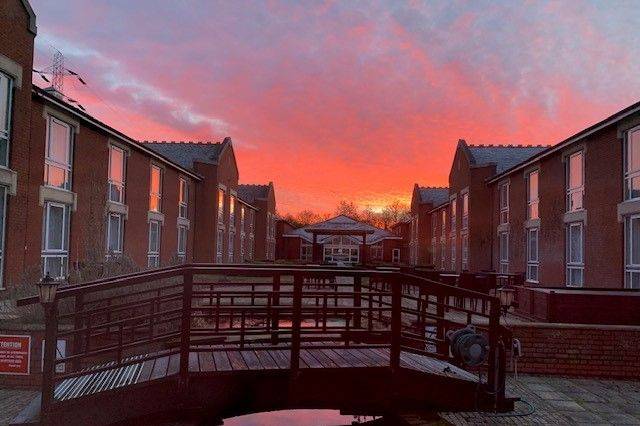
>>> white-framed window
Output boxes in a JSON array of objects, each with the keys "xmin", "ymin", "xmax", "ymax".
[
  {"xmin": 217, "ymin": 188, "xmax": 225, "ymax": 224},
  {"xmin": 44, "ymin": 116, "xmax": 73, "ymax": 190},
  {"xmin": 440, "ymin": 240, "xmax": 446, "ymax": 270},
  {"xmin": 566, "ymin": 151, "xmax": 584, "ymax": 212},
  {"xmin": 240, "ymin": 233, "xmax": 245, "ymax": 261},
  {"xmin": 147, "ymin": 220, "xmax": 161, "ymax": 268},
  {"xmin": 228, "ymin": 231, "xmax": 235, "ymax": 262},
  {"xmin": 108, "ymin": 145, "xmax": 126, "ymax": 204},
  {"xmin": 431, "ymin": 214, "xmax": 436, "ymax": 237},
  {"xmin": 625, "ymin": 214, "xmax": 640, "ymax": 288},
  {"xmin": 461, "ymin": 191, "xmax": 469, "ymax": 230},
  {"xmin": 216, "ymin": 228, "xmax": 224, "ymax": 263},
  {"xmin": 624, "ymin": 127, "xmax": 640, "ymax": 201},
  {"xmin": 301, "ymin": 243, "xmax": 312, "ymax": 262},
  {"xmin": 526, "ymin": 227, "xmax": 539, "ymax": 283},
  {"xmin": 177, "ymin": 225, "xmax": 187, "ymax": 262},
  {"xmin": 42, "ymin": 202, "xmax": 70, "ymax": 278},
  {"xmin": 106, "ymin": 213, "xmax": 124, "ymax": 255},
  {"xmin": 248, "ymin": 235, "xmax": 254, "ymax": 260},
  {"xmin": 392, "ymin": 248, "xmax": 400, "ymax": 264},
  {"xmin": 369, "ymin": 243, "xmax": 383, "ymax": 261},
  {"xmin": 566, "ymin": 222, "xmax": 584, "ymax": 287},
  {"xmin": 0, "ymin": 186, "xmax": 7, "ymax": 288},
  {"xmin": 499, "ymin": 231, "xmax": 509, "ymax": 274},
  {"xmin": 450, "ymin": 235, "xmax": 456, "ymax": 269},
  {"xmin": 450, "ymin": 196, "xmax": 457, "ymax": 234},
  {"xmin": 0, "ymin": 72, "xmax": 13, "ymax": 168},
  {"xmin": 461, "ymin": 232, "xmax": 468, "ymax": 271},
  {"xmin": 527, "ymin": 170, "xmax": 539, "ymax": 220},
  {"xmin": 149, "ymin": 165, "xmax": 162, "ymax": 212},
  {"xmin": 440, "ymin": 210, "xmax": 446, "ymax": 237},
  {"xmin": 499, "ymin": 182, "xmax": 509, "ymax": 225},
  {"xmin": 178, "ymin": 178, "xmax": 188, "ymax": 219},
  {"xmin": 431, "ymin": 238, "xmax": 437, "ymax": 265},
  {"xmin": 229, "ymin": 195, "xmax": 236, "ymax": 228},
  {"xmin": 240, "ymin": 206, "xmax": 245, "ymax": 231}
]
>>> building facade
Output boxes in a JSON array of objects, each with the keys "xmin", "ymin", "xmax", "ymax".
[
  {"xmin": 408, "ymin": 185, "xmax": 449, "ymax": 266},
  {"xmin": 238, "ymin": 183, "xmax": 276, "ymax": 262},
  {"xmin": 0, "ymin": 0, "xmax": 277, "ymax": 290}
]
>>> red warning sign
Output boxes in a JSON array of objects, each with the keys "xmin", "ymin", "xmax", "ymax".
[{"xmin": 0, "ymin": 335, "xmax": 31, "ymax": 375}]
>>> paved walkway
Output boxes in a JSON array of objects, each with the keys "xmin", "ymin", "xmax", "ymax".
[{"xmin": 0, "ymin": 389, "xmax": 38, "ymax": 426}]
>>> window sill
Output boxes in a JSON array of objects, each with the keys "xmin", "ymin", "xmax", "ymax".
[
  {"xmin": 177, "ymin": 217, "xmax": 190, "ymax": 229},
  {"xmin": 39, "ymin": 185, "xmax": 77, "ymax": 211},
  {"xmin": 0, "ymin": 166, "xmax": 17, "ymax": 195},
  {"xmin": 147, "ymin": 210, "xmax": 165, "ymax": 224},
  {"xmin": 107, "ymin": 201, "xmax": 128, "ymax": 219},
  {"xmin": 563, "ymin": 209, "xmax": 586, "ymax": 225},
  {"xmin": 524, "ymin": 218, "xmax": 540, "ymax": 229},
  {"xmin": 497, "ymin": 223, "xmax": 509, "ymax": 233},
  {"xmin": 617, "ymin": 199, "xmax": 640, "ymax": 222}
]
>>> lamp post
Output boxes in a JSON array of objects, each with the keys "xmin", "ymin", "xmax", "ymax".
[
  {"xmin": 38, "ymin": 273, "xmax": 62, "ymax": 417},
  {"xmin": 496, "ymin": 286, "xmax": 516, "ymax": 317}
]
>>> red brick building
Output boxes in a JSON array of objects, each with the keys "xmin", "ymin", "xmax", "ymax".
[
  {"xmin": 0, "ymin": 0, "xmax": 277, "ymax": 290},
  {"xmin": 408, "ymin": 185, "xmax": 448, "ymax": 266},
  {"xmin": 279, "ymin": 215, "xmax": 402, "ymax": 265},
  {"xmin": 238, "ymin": 183, "xmax": 276, "ymax": 262}
]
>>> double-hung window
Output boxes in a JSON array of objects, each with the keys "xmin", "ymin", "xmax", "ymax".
[
  {"xmin": 499, "ymin": 231, "xmax": 509, "ymax": 274},
  {"xmin": 216, "ymin": 229, "xmax": 224, "ymax": 263},
  {"xmin": 461, "ymin": 192, "xmax": 469, "ymax": 230},
  {"xmin": 450, "ymin": 234, "xmax": 456, "ymax": 269},
  {"xmin": 625, "ymin": 214, "xmax": 640, "ymax": 289},
  {"xmin": 440, "ymin": 239, "xmax": 446, "ymax": 270},
  {"xmin": 108, "ymin": 145, "xmax": 125, "ymax": 203},
  {"xmin": 106, "ymin": 213, "xmax": 124, "ymax": 256},
  {"xmin": 45, "ymin": 116, "xmax": 73, "ymax": 190},
  {"xmin": 0, "ymin": 72, "xmax": 13, "ymax": 167},
  {"xmin": 526, "ymin": 227, "xmax": 539, "ymax": 283},
  {"xmin": 177, "ymin": 225, "xmax": 187, "ymax": 263},
  {"xmin": 229, "ymin": 195, "xmax": 236, "ymax": 228},
  {"xmin": 499, "ymin": 183, "xmax": 509, "ymax": 224},
  {"xmin": 0, "ymin": 187, "xmax": 6, "ymax": 288},
  {"xmin": 217, "ymin": 189, "xmax": 225, "ymax": 224},
  {"xmin": 566, "ymin": 222, "xmax": 584, "ymax": 287},
  {"xmin": 441, "ymin": 210, "xmax": 446, "ymax": 237},
  {"xmin": 461, "ymin": 232, "xmax": 469, "ymax": 271},
  {"xmin": 567, "ymin": 151, "xmax": 584, "ymax": 211},
  {"xmin": 147, "ymin": 220, "xmax": 161, "ymax": 268},
  {"xmin": 527, "ymin": 170, "xmax": 539, "ymax": 220},
  {"xmin": 42, "ymin": 202, "xmax": 70, "ymax": 278},
  {"xmin": 178, "ymin": 178, "xmax": 188, "ymax": 218},
  {"xmin": 450, "ymin": 196, "xmax": 457, "ymax": 234},
  {"xmin": 228, "ymin": 231, "xmax": 235, "ymax": 262},
  {"xmin": 149, "ymin": 165, "xmax": 162, "ymax": 212},
  {"xmin": 624, "ymin": 127, "xmax": 640, "ymax": 200}
]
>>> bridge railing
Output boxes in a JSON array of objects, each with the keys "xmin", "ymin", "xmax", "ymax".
[{"xmin": 17, "ymin": 264, "xmax": 510, "ymax": 413}]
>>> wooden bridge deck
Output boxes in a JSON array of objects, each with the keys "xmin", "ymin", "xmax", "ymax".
[{"xmin": 54, "ymin": 346, "xmax": 477, "ymax": 402}]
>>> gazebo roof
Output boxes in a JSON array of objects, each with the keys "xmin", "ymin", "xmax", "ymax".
[{"xmin": 285, "ymin": 215, "xmax": 399, "ymax": 244}]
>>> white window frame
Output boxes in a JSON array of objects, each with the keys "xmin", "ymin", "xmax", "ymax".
[
  {"xmin": 566, "ymin": 151, "xmax": 584, "ymax": 212},
  {"xmin": 461, "ymin": 232, "xmax": 468, "ymax": 271},
  {"xmin": 527, "ymin": 170, "xmax": 539, "ymax": 220},
  {"xmin": 461, "ymin": 191, "xmax": 469, "ymax": 230},
  {"xmin": 147, "ymin": 220, "xmax": 161, "ymax": 268},
  {"xmin": 228, "ymin": 231, "xmax": 235, "ymax": 262},
  {"xmin": 565, "ymin": 222, "xmax": 584, "ymax": 287},
  {"xmin": 300, "ymin": 243, "xmax": 312, "ymax": 262},
  {"xmin": 625, "ymin": 214, "xmax": 640, "ymax": 289},
  {"xmin": 499, "ymin": 231, "xmax": 509, "ymax": 274},
  {"xmin": 44, "ymin": 116, "xmax": 73, "ymax": 190},
  {"xmin": 450, "ymin": 234, "xmax": 456, "ymax": 269},
  {"xmin": 450, "ymin": 196, "xmax": 457, "ymax": 234},
  {"xmin": 229, "ymin": 195, "xmax": 236, "ymax": 229},
  {"xmin": 177, "ymin": 224, "xmax": 187, "ymax": 263},
  {"xmin": 42, "ymin": 202, "xmax": 70, "ymax": 278},
  {"xmin": 108, "ymin": 145, "xmax": 126, "ymax": 204},
  {"xmin": 178, "ymin": 178, "xmax": 188, "ymax": 219},
  {"xmin": 0, "ymin": 72, "xmax": 13, "ymax": 168},
  {"xmin": 392, "ymin": 248, "xmax": 400, "ymax": 264},
  {"xmin": 624, "ymin": 126, "xmax": 640, "ymax": 201},
  {"xmin": 106, "ymin": 212, "xmax": 124, "ymax": 256},
  {"xmin": 440, "ymin": 239, "xmax": 446, "ymax": 270},
  {"xmin": 217, "ymin": 188, "xmax": 225, "ymax": 224},
  {"xmin": 440, "ymin": 210, "xmax": 446, "ymax": 238},
  {"xmin": 216, "ymin": 228, "xmax": 224, "ymax": 263},
  {"xmin": 526, "ymin": 227, "xmax": 539, "ymax": 283},
  {"xmin": 149, "ymin": 165, "xmax": 162, "ymax": 213},
  {"xmin": 0, "ymin": 186, "xmax": 7, "ymax": 288},
  {"xmin": 499, "ymin": 182, "xmax": 509, "ymax": 225}
]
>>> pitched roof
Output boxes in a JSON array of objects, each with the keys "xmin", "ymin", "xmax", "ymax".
[
  {"xmin": 284, "ymin": 215, "xmax": 400, "ymax": 245},
  {"xmin": 417, "ymin": 186, "xmax": 449, "ymax": 207},
  {"xmin": 466, "ymin": 144, "xmax": 549, "ymax": 174},
  {"xmin": 142, "ymin": 139, "xmax": 228, "ymax": 170},
  {"xmin": 237, "ymin": 184, "xmax": 270, "ymax": 204}
]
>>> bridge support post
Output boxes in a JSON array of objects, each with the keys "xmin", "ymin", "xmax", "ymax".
[
  {"xmin": 41, "ymin": 301, "xmax": 58, "ymax": 418},
  {"xmin": 353, "ymin": 275, "xmax": 362, "ymax": 330},
  {"xmin": 486, "ymin": 298, "xmax": 500, "ymax": 409},
  {"xmin": 179, "ymin": 270, "xmax": 194, "ymax": 390},
  {"xmin": 290, "ymin": 272, "xmax": 303, "ymax": 371},
  {"xmin": 390, "ymin": 275, "xmax": 401, "ymax": 372}
]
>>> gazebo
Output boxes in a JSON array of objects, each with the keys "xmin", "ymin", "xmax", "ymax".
[{"xmin": 304, "ymin": 221, "xmax": 375, "ymax": 265}]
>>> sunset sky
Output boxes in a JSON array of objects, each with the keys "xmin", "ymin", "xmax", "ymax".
[{"xmin": 30, "ymin": 0, "xmax": 640, "ymax": 214}]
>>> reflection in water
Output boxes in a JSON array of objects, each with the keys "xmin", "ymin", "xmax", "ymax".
[{"xmin": 223, "ymin": 410, "xmax": 381, "ymax": 426}]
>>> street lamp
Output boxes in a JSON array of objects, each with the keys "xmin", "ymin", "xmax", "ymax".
[
  {"xmin": 496, "ymin": 286, "xmax": 516, "ymax": 316},
  {"xmin": 37, "ymin": 273, "xmax": 61, "ymax": 305}
]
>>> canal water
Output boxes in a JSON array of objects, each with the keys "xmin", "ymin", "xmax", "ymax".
[{"xmin": 222, "ymin": 409, "xmax": 384, "ymax": 425}]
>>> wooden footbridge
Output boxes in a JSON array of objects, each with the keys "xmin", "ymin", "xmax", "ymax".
[{"xmin": 17, "ymin": 265, "xmax": 514, "ymax": 425}]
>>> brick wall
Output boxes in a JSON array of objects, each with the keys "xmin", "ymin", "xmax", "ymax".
[{"xmin": 511, "ymin": 323, "xmax": 640, "ymax": 379}]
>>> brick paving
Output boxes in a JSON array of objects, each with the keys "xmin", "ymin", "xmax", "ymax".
[{"xmin": 0, "ymin": 388, "xmax": 38, "ymax": 426}]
